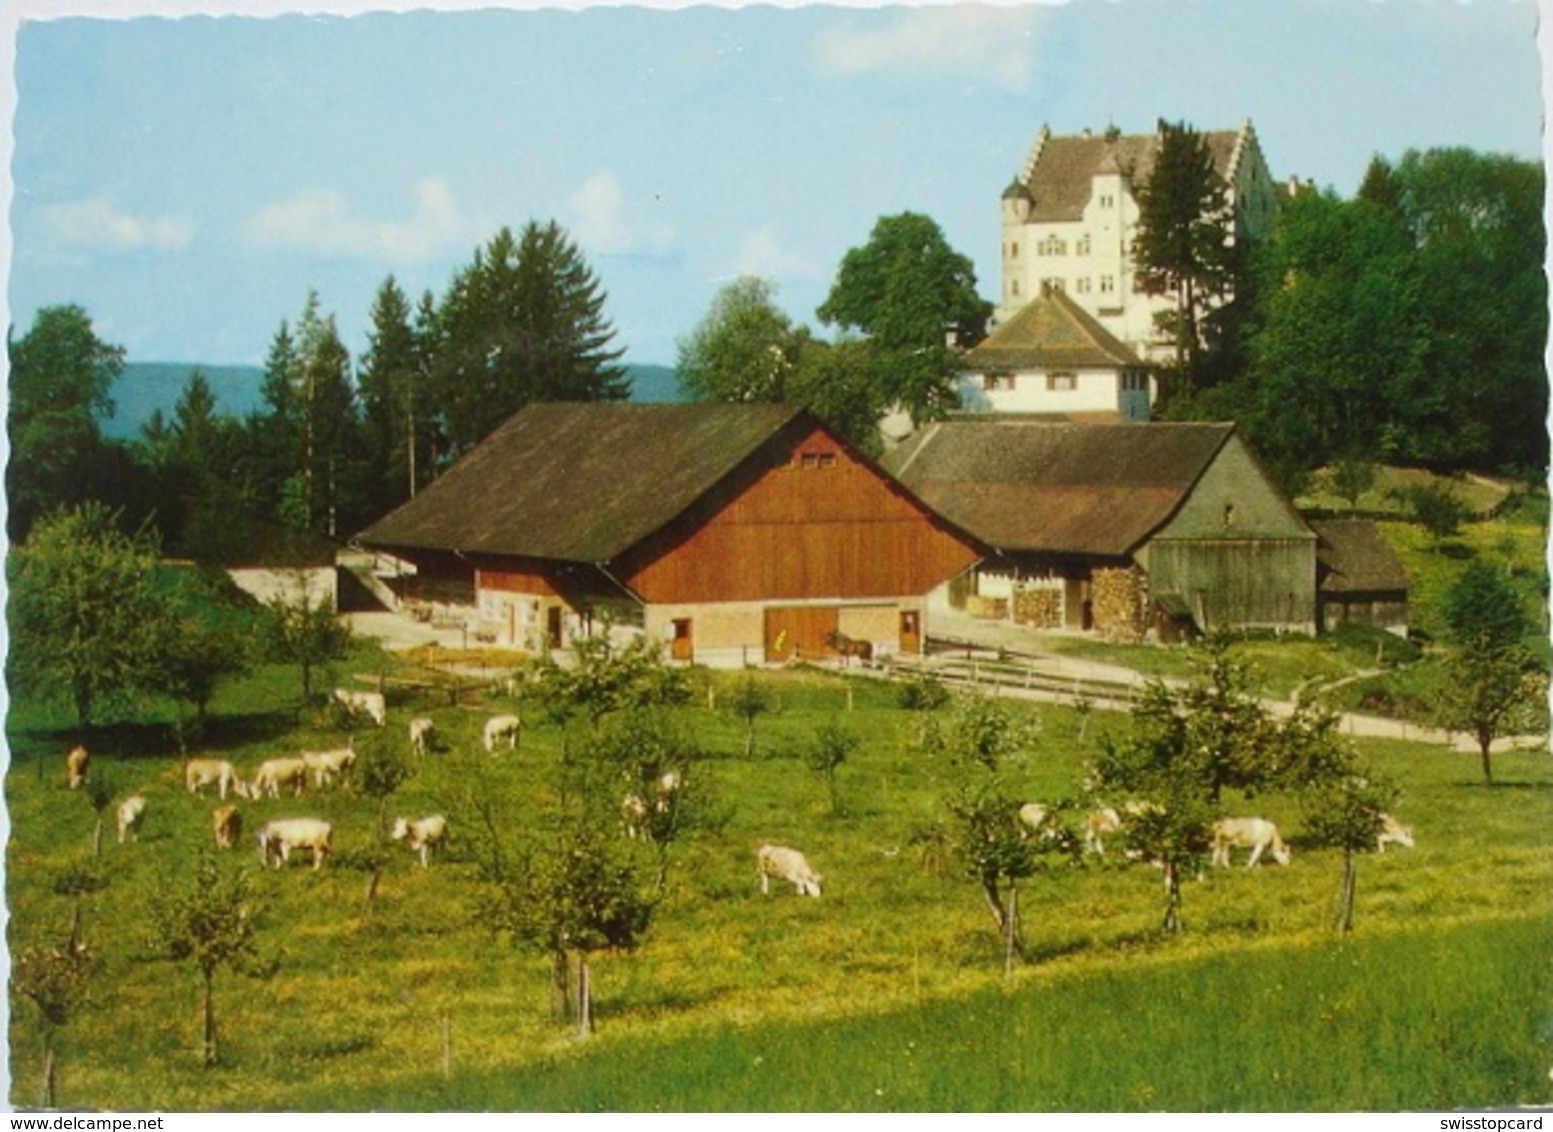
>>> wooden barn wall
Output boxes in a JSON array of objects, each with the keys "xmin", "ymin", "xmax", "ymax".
[
  {"xmin": 1143, "ymin": 538, "xmax": 1316, "ymax": 632},
  {"xmin": 619, "ymin": 423, "xmax": 980, "ymax": 605},
  {"xmin": 1155, "ymin": 435, "xmax": 1312, "ymax": 541}
]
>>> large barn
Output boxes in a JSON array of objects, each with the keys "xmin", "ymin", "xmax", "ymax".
[
  {"xmin": 355, "ymin": 402, "xmax": 984, "ymax": 665},
  {"xmin": 883, "ymin": 418, "xmax": 1318, "ymax": 640}
]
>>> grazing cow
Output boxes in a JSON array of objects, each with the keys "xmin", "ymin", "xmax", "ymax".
[
  {"xmin": 1376, "ymin": 812, "xmax": 1415, "ymax": 853},
  {"xmin": 622, "ymin": 769, "xmax": 685, "ymax": 839},
  {"xmin": 302, "ymin": 743, "xmax": 356, "ymax": 789},
  {"xmin": 184, "ymin": 757, "xmax": 240, "ymax": 799},
  {"xmin": 757, "ymin": 844, "xmax": 822, "ymax": 897},
  {"xmin": 408, "ymin": 717, "xmax": 435, "ymax": 756},
  {"xmin": 251, "ymin": 756, "xmax": 309, "ymax": 799},
  {"xmin": 65, "ymin": 745, "xmax": 89, "ymax": 790},
  {"xmin": 212, "ymin": 804, "xmax": 242, "ymax": 850},
  {"xmin": 334, "ymin": 688, "xmax": 387, "ymax": 727},
  {"xmin": 483, "ymin": 713, "xmax": 522, "ymax": 753},
  {"xmin": 391, "ymin": 814, "xmax": 448, "ymax": 868},
  {"xmin": 116, "ymin": 795, "xmax": 147, "ymax": 844},
  {"xmin": 257, "ymin": 817, "xmax": 333, "ymax": 870},
  {"xmin": 1211, "ymin": 817, "xmax": 1292, "ymax": 869},
  {"xmin": 1083, "ymin": 807, "xmax": 1123, "ymax": 855}
]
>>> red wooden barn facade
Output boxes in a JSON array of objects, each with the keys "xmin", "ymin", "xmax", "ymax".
[{"xmin": 356, "ymin": 402, "xmax": 983, "ymax": 664}]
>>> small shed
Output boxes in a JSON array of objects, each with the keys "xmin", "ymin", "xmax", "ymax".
[{"xmin": 1310, "ymin": 518, "xmax": 1410, "ymax": 637}]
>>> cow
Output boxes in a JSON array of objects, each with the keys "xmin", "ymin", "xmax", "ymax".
[
  {"xmin": 65, "ymin": 745, "xmax": 89, "ymax": 790},
  {"xmin": 334, "ymin": 688, "xmax": 386, "ymax": 727},
  {"xmin": 257, "ymin": 817, "xmax": 333, "ymax": 870},
  {"xmin": 757, "ymin": 844, "xmax": 822, "ymax": 897},
  {"xmin": 391, "ymin": 814, "xmax": 448, "ymax": 868},
  {"xmin": 622, "ymin": 769, "xmax": 685, "ymax": 839},
  {"xmin": 212, "ymin": 804, "xmax": 242, "ymax": 850},
  {"xmin": 1376, "ymin": 812, "xmax": 1415, "ymax": 853},
  {"xmin": 1211, "ymin": 817, "xmax": 1292, "ymax": 869},
  {"xmin": 302, "ymin": 742, "xmax": 356, "ymax": 789},
  {"xmin": 408, "ymin": 717, "xmax": 435, "ymax": 756},
  {"xmin": 184, "ymin": 757, "xmax": 240, "ymax": 799},
  {"xmin": 251, "ymin": 756, "xmax": 309, "ymax": 799},
  {"xmin": 483, "ymin": 713, "xmax": 522, "ymax": 753},
  {"xmin": 116, "ymin": 795, "xmax": 147, "ymax": 844},
  {"xmin": 1083, "ymin": 806, "xmax": 1123, "ymax": 855}
]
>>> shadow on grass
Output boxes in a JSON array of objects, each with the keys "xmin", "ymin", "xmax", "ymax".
[{"xmin": 7, "ymin": 709, "xmax": 302, "ymax": 766}]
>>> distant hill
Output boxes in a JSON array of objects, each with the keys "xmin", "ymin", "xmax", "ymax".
[
  {"xmin": 105, "ymin": 360, "xmax": 683, "ymax": 439},
  {"xmin": 105, "ymin": 362, "xmax": 267, "ymax": 439}
]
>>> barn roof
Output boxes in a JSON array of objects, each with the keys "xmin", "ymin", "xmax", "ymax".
[
  {"xmin": 1310, "ymin": 518, "xmax": 1410, "ymax": 594},
  {"xmin": 962, "ymin": 288, "xmax": 1145, "ymax": 372},
  {"xmin": 356, "ymin": 401, "xmax": 809, "ymax": 562},
  {"xmin": 882, "ymin": 419, "xmax": 1235, "ymax": 557},
  {"xmin": 1017, "ymin": 127, "xmax": 1242, "ymax": 224}
]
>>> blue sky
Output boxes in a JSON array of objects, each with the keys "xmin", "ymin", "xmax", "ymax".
[{"xmin": 4, "ymin": 0, "xmax": 1546, "ymax": 371}]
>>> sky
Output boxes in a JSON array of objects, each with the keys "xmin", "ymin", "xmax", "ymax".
[{"xmin": 3, "ymin": 0, "xmax": 1547, "ymax": 372}]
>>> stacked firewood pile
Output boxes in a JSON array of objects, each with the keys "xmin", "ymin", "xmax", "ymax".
[
  {"xmin": 1091, "ymin": 566, "xmax": 1149, "ymax": 643},
  {"xmin": 1011, "ymin": 585, "xmax": 1062, "ymax": 629}
]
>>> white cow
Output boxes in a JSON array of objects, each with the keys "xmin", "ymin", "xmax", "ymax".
[
  {"xmin": 1083, "ymin": 806, "xmax": 1122, "ymax": 855},
  {"xmin": 302, "ymin": 743, "xmax": 356, "ymax": 789},
  {"xmin": 483, "ymin": 713, "xmax": 522, "ymax": 753},
  {"xmin": 251, "ymin": 756, "xmax": 309, "ymax": 799},
  {"xmin": 391, "ymin": 814, "xmax": 448, "ymax": 868},
  {"xmin": 212, "ymin": 804, "xmax": 242, "ymax": 850},
  {"xmin": 757, "ymin": 844, "xmax": 822, "ymax": 897},
  {"xmin": 1376, "ymin": 812, "xmax": 1415, "ymax": 853},
  {"xmin": 257, "ymin": 817, "xmax": 333, "ymax": 870},
  {"xmin": 184, "ymin": 757, "xmax": 240, "ymax": 799},
  {"xmin": 1211, "ymin": 817, "xmax": 1292, "ymax": 869},
  {"xmin": 116, "ymin": 795, "xmax": 147, "ymax": 844},
  {"xmin": 408, "ymin": 717, "xmax": 435, "ymax": 756},
  {"xmin": 334, "ymin": 688, "xmax": 387, "ymax": 727},
  {"xmin": 65, "ymin": 745, "xmax": 89, "ymax": 790}
]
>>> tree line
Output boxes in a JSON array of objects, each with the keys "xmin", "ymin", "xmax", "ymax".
[{"xmin": 7, "ymin": 219, "xmax": 627, "ymax": 550}]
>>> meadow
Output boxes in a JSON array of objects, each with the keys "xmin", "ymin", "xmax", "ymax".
[{"xmin": 6, "ymin": 649, "xmax": 1551, "ymax": 1112}]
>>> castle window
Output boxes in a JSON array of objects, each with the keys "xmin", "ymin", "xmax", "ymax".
[
  {"xmin": 1074, "ymin": 277, "xmax": 1091, "ymax": 294},
  {"xmin": 1099, "ymin": 194, "xmax": 1115, "ymax": 209},
  {"xmin": 1046, "ymin": 373, "xmax": 1077, "ymax": 392},
  {"xmin": 983, "ymin": 374, "xmax": 1016, "ymax": 392},
  {"xmin": 1099, "ymin": 275, "xmax": 1116, "ymax": 294},
  {"xmin": 1038, "ymin": 235, "xmax": 1067, "ymax": 256},
  {"xmin": 1076, "ymin": 234, "xmax": 1092, "ymax": 256},
  {"xmin": 1010, "ymin": 279, "xmax": 1021, "ymax": 298}
]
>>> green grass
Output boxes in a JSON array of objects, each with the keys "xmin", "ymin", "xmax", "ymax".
[{"xmin": 8, "ymin": 657, "xmax": 1551, "ymax": 1112}]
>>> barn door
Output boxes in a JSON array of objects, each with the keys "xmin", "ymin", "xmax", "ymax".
[
  {"xmin": 670, "ymin": 618, "xmax": 694, "ymax": 662},
  {"xmin": 899, "ymin": 609, "xmax": 921, "ymax": 655},
  {"xmin": 764, "ymin": 606, "xmax": 839, "ymax": 663}
]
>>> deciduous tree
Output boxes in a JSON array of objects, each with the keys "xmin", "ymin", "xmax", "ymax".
[{"xmin": 817, "ymin": 211, "xmax": 990, "ymax": 426}]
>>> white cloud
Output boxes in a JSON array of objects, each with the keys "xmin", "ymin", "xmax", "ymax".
[
  {"xmin": 562, "ymin": 172, "xmax": 674, "ymax": 258},
  {"xmin": 243, "ymin": 178, "xmax": 466, "ymax": 262},
  {"xmin": 37, "ymin": 197, "xmax": 195, "ymax": 255},
  {"xmin": 812, "ymin": 6, "xmax": 1042, "ymax": 92},
  {"xmin": 728, "ymin": 227, "xmax": 819, "ymax": 281}
]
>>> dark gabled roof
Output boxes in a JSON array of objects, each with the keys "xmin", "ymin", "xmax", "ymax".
[
  {"xmin": 882, "ymin": 419, "xmax": 1235, "ymax": 557},
  {"xmin": 962, "ymin": 288, "xmax": 1145, "ymax": 372},
  {"xmin": 1310, "ymin": 518, "xmax": 1410, "ymax": 594},
  {"xmin": 356, "ymin": 401, "xmax": 807, "ymax": 562},
  {"xmin": 1019, "ymin": 128, "xmax": 1241, "ymax": 224}
]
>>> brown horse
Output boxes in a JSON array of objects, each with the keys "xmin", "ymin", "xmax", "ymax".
[{"xmin": 825, "ymin": 630, "xmax": 873, "ymax": 665}]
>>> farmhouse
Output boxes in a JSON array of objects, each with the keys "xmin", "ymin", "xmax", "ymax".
[
  {"xmin": 998, "ymin": 119, "xmax": 1278, "ymax": 363},
  {"xmin": 354, "ymin": 402, "xmax": 983, "ymax": 665},
  {"xmin": 882, "ymin": 418, "xmax": 1318, "ymax": 640},
  {"xmin": 957, "ymin": 285, "xmax": 1155, "ymax": 420}
]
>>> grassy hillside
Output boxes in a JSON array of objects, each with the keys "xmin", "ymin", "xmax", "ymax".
[{"xmin": 7, "ymin": 650, "xmax": 1549, "ymax": 1111}]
